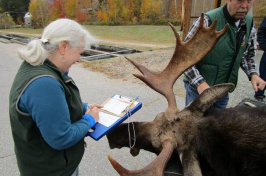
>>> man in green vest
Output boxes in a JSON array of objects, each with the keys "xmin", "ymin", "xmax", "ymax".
[
  {"xmin": 166, "ymin": 1, "xmax": 266, "ymax": 175},
  {"xmin": 183, "ymin": 0, "xmax": 266, "ymax": 109}
]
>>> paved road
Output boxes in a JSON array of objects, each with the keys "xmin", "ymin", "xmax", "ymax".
[
  {"xmin": 0, "ymin": 42, "xmax": 173, "ymax": 176},
  {"xmin": 0, "ymin": 42, "xmax": 263, "ymax": 176}
]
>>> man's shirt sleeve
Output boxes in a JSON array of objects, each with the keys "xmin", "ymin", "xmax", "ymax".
[
  {"xmin": 240, "ymin": 24, "xmax": 258, "ymax": 78},
  {"xmin": 183, "ymin": 15, "xmax": 210, "ymax": 87}
]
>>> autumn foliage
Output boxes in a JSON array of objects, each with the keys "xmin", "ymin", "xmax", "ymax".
[
  {"xmin": 28, "ymin": 0, "xmax": 266, "ymax": 28},
  {"xmin": 253, "ymin": 0, "xmax": 266, "ymax": 27},
  {"xmin": 28, "ymin": 0, "xmax": 182, "ymax": 27},
  {"xmin": 95, "ymin": 0, "xmax": 182, "ymax": 24}
]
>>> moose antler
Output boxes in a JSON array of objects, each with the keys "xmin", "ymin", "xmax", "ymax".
[
  {"xmin": 127, "ymin": 13, "xmax": 228, "ymax": 113},
  {"xmin": 108, "ymin": 13, "xmax": 229, "ymax": 176},
  {"xmin": 108, "ymin": 140, "xmax": 175, "ymax": 176}
]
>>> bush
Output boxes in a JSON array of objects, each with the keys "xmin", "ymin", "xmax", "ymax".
[{"xmin": 0, "ymin": 13, "xmax": 16, "ymax": 28}]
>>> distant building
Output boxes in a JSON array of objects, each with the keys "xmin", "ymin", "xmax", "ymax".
[{"xmin": 24, "ymin": 12, "xmax": 32, "ymax": 26}]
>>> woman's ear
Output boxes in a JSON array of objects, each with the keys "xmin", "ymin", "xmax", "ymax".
[{"xmin": 58, "ymin": 41, "xmax": 69, "ymax": 55}]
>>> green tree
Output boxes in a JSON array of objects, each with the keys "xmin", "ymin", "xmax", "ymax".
[
  {"xmin": 132, "ymin": 0, "xmax": 141, "ymax": 22},
  {"xmin": 0, "ymin": 12, "xmax": 16, "ymax": 28},
  {"xmin": 0, "ymin": 0, "xmax": 30, "ymax": 24},
  {"xmin": 120, "ymin": 2, "xmax": 130, "ymax": 21}
]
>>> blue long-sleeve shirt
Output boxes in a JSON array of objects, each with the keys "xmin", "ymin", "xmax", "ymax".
[{"xmin": 18, "ymin": 76, "xmax": 95, "ymax": 150}]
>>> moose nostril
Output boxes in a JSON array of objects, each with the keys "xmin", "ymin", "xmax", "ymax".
[{"xmin": 130, "ymin": 148, "xmax": 140, "ymax": 156}]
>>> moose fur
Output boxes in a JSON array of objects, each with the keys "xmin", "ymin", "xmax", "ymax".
[
  {"xmin": 107, "ymin": 93, "xmax": 266, "ymax": 176},
  {"xmin": 105, "ymin": 14, "xmax": 266, "ymax": 176}
]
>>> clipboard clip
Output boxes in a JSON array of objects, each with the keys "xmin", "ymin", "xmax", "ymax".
[{"xmin": 122, "ymin": 97, "xmax": 139, "ymax": 113}]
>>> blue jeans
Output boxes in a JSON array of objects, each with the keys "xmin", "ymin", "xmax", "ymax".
[
  {"xmin": 254, "ymin": 52, "xmax": 266, "ymax": 98},
  {"xmin": 184, "ymin": 81, "xmax": 229, "ymax": 109}
]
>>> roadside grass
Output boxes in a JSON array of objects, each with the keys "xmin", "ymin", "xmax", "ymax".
[
  {"xmin": 81, "ymin": 25, "xmax": 181, "ymax": 75},
  {"xmin": 0, "ymin": 25, "xmax": 181, "ymax": 50},
  {"xmin": 85, "ymin": 25, "xmax": 181, "ymax": 44},
  {"xmin": 0, "ymin": 28, "xmax": 42, "ymax": 37}
]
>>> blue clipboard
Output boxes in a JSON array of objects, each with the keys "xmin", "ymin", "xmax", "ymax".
[{"xmin": 87, "ymin": 94, "xmax": 142, "ymax": 141}]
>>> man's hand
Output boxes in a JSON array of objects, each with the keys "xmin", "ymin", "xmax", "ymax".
[
  {"xmin": 251, "ymin": 74, "xmax": 266, "ymax": 92},
  {"xmin": 197, "ymin": 82, "xmax": 210, "ymax": 94}
]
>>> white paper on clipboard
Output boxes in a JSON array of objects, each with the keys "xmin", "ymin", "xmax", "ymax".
[
  {"xmin": 98, "ymin": 112, "xmax": 120, "ymax": 127},
  {"xmin": 101, "ymin": 98, "xmax": 129, "ymax": 115}
]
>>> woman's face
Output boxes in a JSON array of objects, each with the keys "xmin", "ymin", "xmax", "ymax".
[{"xmin": 63, "ymin": 44, "xmax": 84, "ymax": 73}]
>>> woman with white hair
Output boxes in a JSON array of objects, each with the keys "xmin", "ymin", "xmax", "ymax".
[{"xmin": 9, "ymin": 18, "xmax": 102, "ymax": 176}]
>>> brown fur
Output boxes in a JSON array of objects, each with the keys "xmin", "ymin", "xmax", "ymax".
[
  {"xmin": 105, "ymin": 14, "xmax": 265, "ymax": 176},
  {"xmin": 107, "ymin": 103, "xmax": 266, "ymax": 176}
]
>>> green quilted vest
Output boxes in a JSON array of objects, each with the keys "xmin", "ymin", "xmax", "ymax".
[
  {"xmin": 184, "ymin": 6, "xmax": 252, "ymax": 92},
  {"xmin": 9, "ymin": 60, "xmax": 84, "ymax": 176}
]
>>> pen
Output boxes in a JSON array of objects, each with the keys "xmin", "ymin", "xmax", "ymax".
[
  {"xmin": 129, "ymin": 97, "xmax": 139, "ymax": 107},
  {"xmin": 128, "ymin": 99, "xmax": 136, "ymax": 108}
]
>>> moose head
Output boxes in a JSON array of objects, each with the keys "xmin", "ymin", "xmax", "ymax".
[{"xmin": 106, "ymin": 14, "xmax": 266, "ymax": 176}]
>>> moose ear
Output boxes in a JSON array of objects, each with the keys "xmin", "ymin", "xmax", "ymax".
[{"xmin": 185, "ymin": 83, "xmax": 235, "ymax": 114}]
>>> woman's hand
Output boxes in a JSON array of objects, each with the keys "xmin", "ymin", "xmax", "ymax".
[
  {"xmin": 85, "ymin": 107, "xmax": 99, "ymax": 122},
  {"xmin": 88, "ymin": 103, "xmax": 104, "ymax": 109},
  {"xmin": 86, "ymin": 104, "xmax": 103, "ymax": 123}
]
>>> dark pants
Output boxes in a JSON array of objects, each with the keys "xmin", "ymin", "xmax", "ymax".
[{"xmin": 255, "ymin": 52, "xmax": 266, "ymax": 98}]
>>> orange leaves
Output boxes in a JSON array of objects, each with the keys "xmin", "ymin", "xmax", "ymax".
[
  {"xmin": 65, "ymin": 0, "xmax": 76, "ymax": 19},
  {"xmin": 28, "ymin": 0, "xmax": 183, "ymax": 26}
]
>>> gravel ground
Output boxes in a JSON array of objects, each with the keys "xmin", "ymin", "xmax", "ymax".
[
  {"xmin": 0, "ymin": 41, "xmax": 263, "ymax": 176},
  {"xmin": 82, "ymin": 47, "xmax": 264, "ymax": 108}
]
